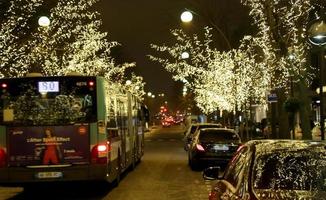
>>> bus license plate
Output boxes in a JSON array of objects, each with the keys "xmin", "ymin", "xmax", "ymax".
[{"xmin": 36, "ymin": 172, "xmax": 63, "ymax": 179}]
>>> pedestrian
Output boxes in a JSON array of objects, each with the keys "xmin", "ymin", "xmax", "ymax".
[
  {"xmin": 294, "ymin": 124, "xmax": 302, "ymax": 140},
  {"xmin": 42, "ymin": 128, "xmax": 61, "ymax": 165},
  {"xmin": 311, "ymin": 123, "xmax": 321, "ymax": 141}
]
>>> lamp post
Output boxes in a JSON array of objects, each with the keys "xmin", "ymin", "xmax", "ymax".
[
  {"xmin": 307, "ymin": 11, "xmax": 326, "ymax": 140},
  {"xmin": 180, "ymin": 9, "xmax": 231, "ymax": 50},
  {"xmin": 288, "ymin": 53, "xmax": 295, "ymax": 97},
  {"xmin": 35, "ymin": 16, "xmax": 51, "ymax": 73}
]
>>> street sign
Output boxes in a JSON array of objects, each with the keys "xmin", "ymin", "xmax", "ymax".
[{"xmin": 267, "ymin": 93, "xmax": 278, "ymax": 102}]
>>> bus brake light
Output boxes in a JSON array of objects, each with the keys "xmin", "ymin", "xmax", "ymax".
[
  {"xmin": 1, "ymin": 83, "xmax": 7, "ymax": 88},
  {"xmin": 91, "ymin": 144, "xmax": 108, "ymax": 164},
  {"xmin": 88, "ymin": 81, "xmax": 95, "ymax": 87},
  {"xmin": 97, "ymin": 145, "xmax": 107, "ymax": 152}
]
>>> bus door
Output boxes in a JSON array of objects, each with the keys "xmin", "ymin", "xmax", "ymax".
[{"xmin": 117, "ymin": 99, "xmax": 127, "ymax": 169}]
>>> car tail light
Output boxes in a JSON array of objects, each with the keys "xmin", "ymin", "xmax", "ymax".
[
  {"xmin": 91, "ymin": 142, "xmax": 110, "ymax": 164},
  {"xmin": 236, "ymin": 144, "xmax": 244, "ymax": 152},
  {"xmin": 209, "ymin": 191, "xmax": 217, "ymax": 200},
  {"xmin": 196, "ymin": 144, "xmax": 205, "ymax": 152},
  {"xmin": 0, "ymin": 148, "xmax": 7, "ymax": 168}
]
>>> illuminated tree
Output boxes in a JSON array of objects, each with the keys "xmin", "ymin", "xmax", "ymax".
[
  {"xmin": 241, "ymin": 0, "xmax": 313, "ymax": 89},
  {"xmin": 241, "ymin": 0, "xmax": 317, "ymax": 138},
  {"xmin": 150, "ymin": 0, "xmax": 317, "ymax": 138},
  {"xmin": 150, "ymin": 28, "xmax": 271, "ymax": 114},
  {"xmin": 0, "ymin": 0, "xmax": 43, "ymax": 77},
  {"xmin": 0, "ymin": 1, "xmax": 140, "ymax": 84},
  {"xmin": 122, "ymin": 73, "xmax": 146, "ymax": 100},
  {"xmin": 25, "ymin": 0, "xmax": 122, "ymax": 77}
]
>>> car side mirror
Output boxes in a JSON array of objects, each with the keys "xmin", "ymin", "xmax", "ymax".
[{"xmin": 202, "ymin": 166, "xmax": 221, "ymax": 180}]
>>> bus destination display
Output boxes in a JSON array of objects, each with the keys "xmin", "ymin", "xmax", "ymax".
[{"xmin": 38, "ymin": 81, "xmax": 59, "ymax": 93}]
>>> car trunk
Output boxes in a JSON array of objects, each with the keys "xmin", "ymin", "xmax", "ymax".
[{"xmin": 201, "ymin": 141, "xmax": 239, "ymax": 155}]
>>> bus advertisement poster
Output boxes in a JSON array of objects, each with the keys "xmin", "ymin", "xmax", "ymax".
[{"xmin": 8, "ymin": 125, "xmax": 90, "ymax": 166}]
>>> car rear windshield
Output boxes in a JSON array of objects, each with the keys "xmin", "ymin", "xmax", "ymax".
[
  {"xmin": 199, "ymin": 130, "xmax": 239, "ymax": 142},
  {"xmin": 253, "ymin": 149, "xmax": 326, "ymax": 191}
]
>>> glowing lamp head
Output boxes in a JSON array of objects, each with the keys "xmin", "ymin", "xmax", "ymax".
[
  {"xmin": 181, "ymin": 52, "xmax": 190, "ymax": 59},
  {"xmin": 38, "ymin": 16, "xmax": 51, "ymax": 27},
  {"xmin": 308, "ymin": 18, "xmax": 326, "ymax": 46},
  {"xmin": 180, "ymin": 11, "xmax": 193, "ymax": 23}
]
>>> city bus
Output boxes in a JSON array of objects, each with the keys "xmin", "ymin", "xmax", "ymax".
[{"xmin": 0, "ymin": 74, "xmax": 146, "ymax": 186}]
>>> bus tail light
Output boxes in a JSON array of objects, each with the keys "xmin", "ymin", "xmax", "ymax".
[
  {"xmin": 0, "ymin": 148, "xmax": 7, "ymax": 168},
  {"xmin": 97, "ymin": 144, "xmax": 107, "ymax": 152},
  {"xmin": 1, "ymin": 83, "xmax": 7, "ymax": 89},
  {"xmin": 91, "ymin": 144, "xmax": 108, "ymax": 164}
]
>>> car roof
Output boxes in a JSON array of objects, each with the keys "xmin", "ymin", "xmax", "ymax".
[
  {"xmin": 198, "ymin": 127, "xmax": 235, "ymax": 132},
  {"xmin": 247, "ymin": 140, "xmax": 326, "ymax": 155},
  {"xmin": 191, "ymin": 123, "xmax": 223, "ymax": 127}
]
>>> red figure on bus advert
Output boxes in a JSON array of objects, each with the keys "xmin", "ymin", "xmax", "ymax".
[{"xmin": 42, "ymin": 128, "xmax": 61, "ymax": 165}]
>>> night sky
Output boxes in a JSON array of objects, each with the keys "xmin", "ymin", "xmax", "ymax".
[{"xmin": 95, "ymin": 0, "xmax": 252, "ymax": 109}]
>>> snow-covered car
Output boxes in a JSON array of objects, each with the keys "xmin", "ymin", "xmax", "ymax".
[{"xmin": 203, "ymin": 140, "xmax": 326, "ymax": 200}]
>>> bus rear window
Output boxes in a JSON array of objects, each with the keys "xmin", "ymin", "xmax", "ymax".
[{"xmin": 0, "ymin": 77, "xmax": 97, "ymax": 125}]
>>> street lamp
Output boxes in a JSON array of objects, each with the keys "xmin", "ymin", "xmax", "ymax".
[
  {"xmin": 180, "ymin": 9, "xmax": 231, "ymax": 50},
  {"xmin": 180, "ymin": 11, "xmax": 193, "ymax": 23},
  {"xmin": 288, "ymin": 53, "xmax": 295, "ymax": 97},
  {"xmin": 181, "ymin": 51, "xmax": 190, "ymax": 59},
  {"xmin": 307, "ymin": 11, "xmax": 326, "ymax": 140},
  {"xmin": 38, "ymin": 16, "xmax": 51, "ymax": 27},
  {"xmin": 126, "ymin": 80, "xmax": 132, "ymax": 86}
]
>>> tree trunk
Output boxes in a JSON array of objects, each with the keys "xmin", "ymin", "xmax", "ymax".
[
  {"xmin": 297, "ymin": 80, "xmax": 312, "ymax": 139},
  {"xmin": 277, "ymin": 88, "xmax": 290, "ymax": 139}
]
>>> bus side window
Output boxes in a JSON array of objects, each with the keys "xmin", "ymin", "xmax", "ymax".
[
  {"xmin": 107, "ymin": 117, "xmax": 117, "ymax": 128},
  {"xmin": 108, "ymin": 128, "xmax": 119, "ymax": 138}
]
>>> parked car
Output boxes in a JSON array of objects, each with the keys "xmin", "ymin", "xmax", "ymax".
[
  {"xmin": 188, "ymin": 128, "xmax": 241, "ymax": 170},
  {"xmin": 203, "ymin": 140, "xmax": 326, "ymax": 200},
  {"xmin": 183, "ymin": 123, "xmax": 223, "ymax": 151}
]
